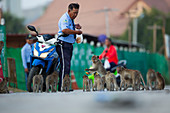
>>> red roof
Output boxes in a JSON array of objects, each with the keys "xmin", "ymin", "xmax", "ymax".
[
  {"xmin": 144, "ymin": 0, "xmax": 170, "ymax": 13},
  {"xmin": 32, "ymin": 0, "xmax": 135, "ymax": 36}
]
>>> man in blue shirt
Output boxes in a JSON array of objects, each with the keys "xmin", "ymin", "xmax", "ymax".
[
  {"xmin": 56, "ymin": 3, "xmax": 82, "ymax": 91},
  {"xmin": 21, "ymin": 34, "xmax": 34, "ymax": 90}
]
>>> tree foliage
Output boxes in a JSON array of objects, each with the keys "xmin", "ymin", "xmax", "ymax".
[
  {"xmin": 117, "ymin": 8, "xmax": 170, "ymax": 53},
  {"xmin": 3, "ymin": 12, "xmax": 27, "ymax": 34}
]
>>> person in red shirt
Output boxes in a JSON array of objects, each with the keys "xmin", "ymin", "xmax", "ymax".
[{"xmin": 99, "ymin": 38, "xmax": 118, "ymax": 73}]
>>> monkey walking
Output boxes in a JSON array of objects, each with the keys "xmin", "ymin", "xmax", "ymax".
[
  {"xmin": 105, "ymin": 71, "xmax": 118, "ymax": 91},
  {"xmin": 61, "ymin": 74, "xmax": 71, "ymax": 92},
  {"xmin": 46, "ymin": 71, "xmax": 59, "ymax": 93},
  {"xmin": 82, "ymin": 75, "xmax": 90, "ymax": 92},
  {"xmin": 135, "ymin": 70, "xmax": 145, "ymax": 90},
  {"xmin": 118, "ymin": 67, "xmax": 146, "ymax": 91},
  {"xmin": 33, "ymin": 75, "xmax": 44, "ymax": 93},
  {"xmin": 85, "ymin": 55, "xmax": 118, "ymax": 91},
  {"xmin": 93, "ymin": 73, "xmax": 103, "ymax": 91},
  {"xmin": 155, "ymin": 72, "xmax": 165, "ymax": 90}
]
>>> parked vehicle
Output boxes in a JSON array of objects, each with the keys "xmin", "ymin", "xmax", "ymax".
[{"xmin": 27, "ymin": 25, "xmax": 60, "ymax": 92}]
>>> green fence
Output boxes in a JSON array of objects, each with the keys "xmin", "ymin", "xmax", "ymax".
[
  {"xmin": 1, "ymin": 43, "xmax": 169, "ymax": 90},
  {"xmin": 72, "ymin": 44, "xmax": 169, "ymax": 88},
  {"xmin": 0, "ymin": 25, "xmax": 7, "ymax": 79}
]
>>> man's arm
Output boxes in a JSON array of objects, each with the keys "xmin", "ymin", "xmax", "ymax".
[
  {"xmin": 62, "ymin": 29, "xmax": 82, "ymax": 35},
  {"xmin": 21, "ymin": 48, "xmax": 28, "ymax": 73},
  {"xmin": 60, "ymin": 18, "xmax": 82, "ymax": 35},
  {"xmin": 99, "ymin": 49, "xmax": 107, "ymax": 60}
]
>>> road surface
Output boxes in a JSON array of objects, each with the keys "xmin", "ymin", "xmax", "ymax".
[{"xmin": 0, "ymin": 86, "xmax": 170, "ymax": 113}]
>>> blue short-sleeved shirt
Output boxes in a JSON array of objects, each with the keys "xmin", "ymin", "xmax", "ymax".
[
  {"xmin": 58, "ymin": 12, "xmax": 75, "ymax": 44},
  {"xmin": 21, "ymin": 43, "xmax": 33, "ymax": 69}
]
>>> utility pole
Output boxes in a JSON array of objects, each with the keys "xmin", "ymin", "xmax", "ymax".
[
  {"xmin": 132, "ymin": 18, "xmax": 138, "ymax": 44},
  {"xmin": 96, "ymin": 7, "xmax": 118, "ymax": 37},
  {"xmin": 128, "ymin": 25, "xmax": 132, "ymax": 48},
  {"xmin": 147, "ymin": 24, "xmax": 161, "ymax": 53}
]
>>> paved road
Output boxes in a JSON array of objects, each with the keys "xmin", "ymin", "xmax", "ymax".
[{"xmin": 1, "ymin": 86, "xmax": 170, "ymax": 113}]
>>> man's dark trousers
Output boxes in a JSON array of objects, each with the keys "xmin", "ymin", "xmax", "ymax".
[{"xmin": 56, "ymin": 40, "xmax": 73, "ymax": 91}]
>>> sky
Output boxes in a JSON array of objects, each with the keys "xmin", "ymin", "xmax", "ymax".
[{"xmin": 21, "ymin": 0, "xmax": 53, "ymax": 9}]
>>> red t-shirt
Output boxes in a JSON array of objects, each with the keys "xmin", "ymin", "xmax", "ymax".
[{"xmin": 99, "ymin": 45, "xmax": 118, "ymax": 65}]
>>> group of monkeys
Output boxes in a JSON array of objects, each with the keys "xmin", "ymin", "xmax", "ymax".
[
  {"xmin": 33, "ymin": 71, "xmax": 70, "ymax": 93},
  {"xmin": 0, "ymin": 55, "xmax": 166, "ymax": 93},
  {"xmin": 83, "ymin": 55, "xmax": 165, "ymax": 92}
]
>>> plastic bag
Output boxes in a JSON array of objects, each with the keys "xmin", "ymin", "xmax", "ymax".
[
  {"xmin": 104, "ymin": 59, "xmax": 110, "ymax": 69},
  {"xmin": 76, "ymin": 34, "xmax": 83, "ymax": 44}
]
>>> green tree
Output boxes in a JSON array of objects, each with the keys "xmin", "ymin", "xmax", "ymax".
[
  {"xmin": 3, "ymin": 12, "xmax": 27, "ymax": 34},
  {"xmin": 118, "ymin": 8, "xmax": 170, "ymax": 53}
]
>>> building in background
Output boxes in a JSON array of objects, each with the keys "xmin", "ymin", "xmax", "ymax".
[{"xmin": 32, "ymin": 0, "xmax": 170, "ymax": 37}]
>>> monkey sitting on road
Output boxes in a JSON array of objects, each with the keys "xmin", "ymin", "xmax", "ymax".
[
  {"xmin": 83, "ymin": 75, "xmax": 90, "ymax": 92},
  {"xmin": 105, "ymin": 71, "xmax": 118, "ymax": 91},
  {"xmin": 118, "ymin": 67, "xmax": 146, "ymax": 91},
  {"xmin": 0, "ymin": 77, "xmax": 9, "ymax": 94},
  {"xmin": 146, "ymin": 69, "xmax": 156, "ymax": 90},
  {"xmin": 93, "ymin": 72, "xmax": 103, "ymax": 91},
  {"xmin": 155, "ymin": 72, "xmax": 165, "ymax": 90},
  {"xmin": 33, "ymin": 75, "xmax": 44, "ymax": 93},
  {"xmin": 46, "ymin": 71, "xmax": 59, "ymax": 93},
  {"xmin": 62, "ymin": 74, "xmax": 71, "ymax": 92},
  {"xmin": 146, "ymin": 70, "xmax": 165, "ymax": 90}
]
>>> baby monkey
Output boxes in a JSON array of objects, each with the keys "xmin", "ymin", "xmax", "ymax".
[
  {"xmin": 46, "ymin": 71, "xmax": 59, "ymax": 93},
  {"xmin": 82, "ymin": 75, "xmax": 90, "ymax": 92},
  {"xmin": 62, "ymin": 74, "xmax": 71, "ymax": 92},
  {"xmin": 155, "ymin": 72, "xmax": 165, "ymax": 90},
  {"xmin": 33, "ymin": 75, "xmax": 44, "ymax": 93},
  {"xmin": 93, "ymin": 72, "xmax": 103, "ymax": 91},
  {"xmin": 146, "ymin": 69, "xmax": 156, "ymax": 90}
]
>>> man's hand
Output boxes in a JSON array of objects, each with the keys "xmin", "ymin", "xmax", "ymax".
[
  {"xmin": 76, "ymin": 30, "xmax": 82, "ymax": 35},
  {"xmin": 25, "ymin": 68, "xmax": 29, "ymax": 73},
  {"xmin": 75, "ymin": 24, "xmax": 82, "ymax": 29}
]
